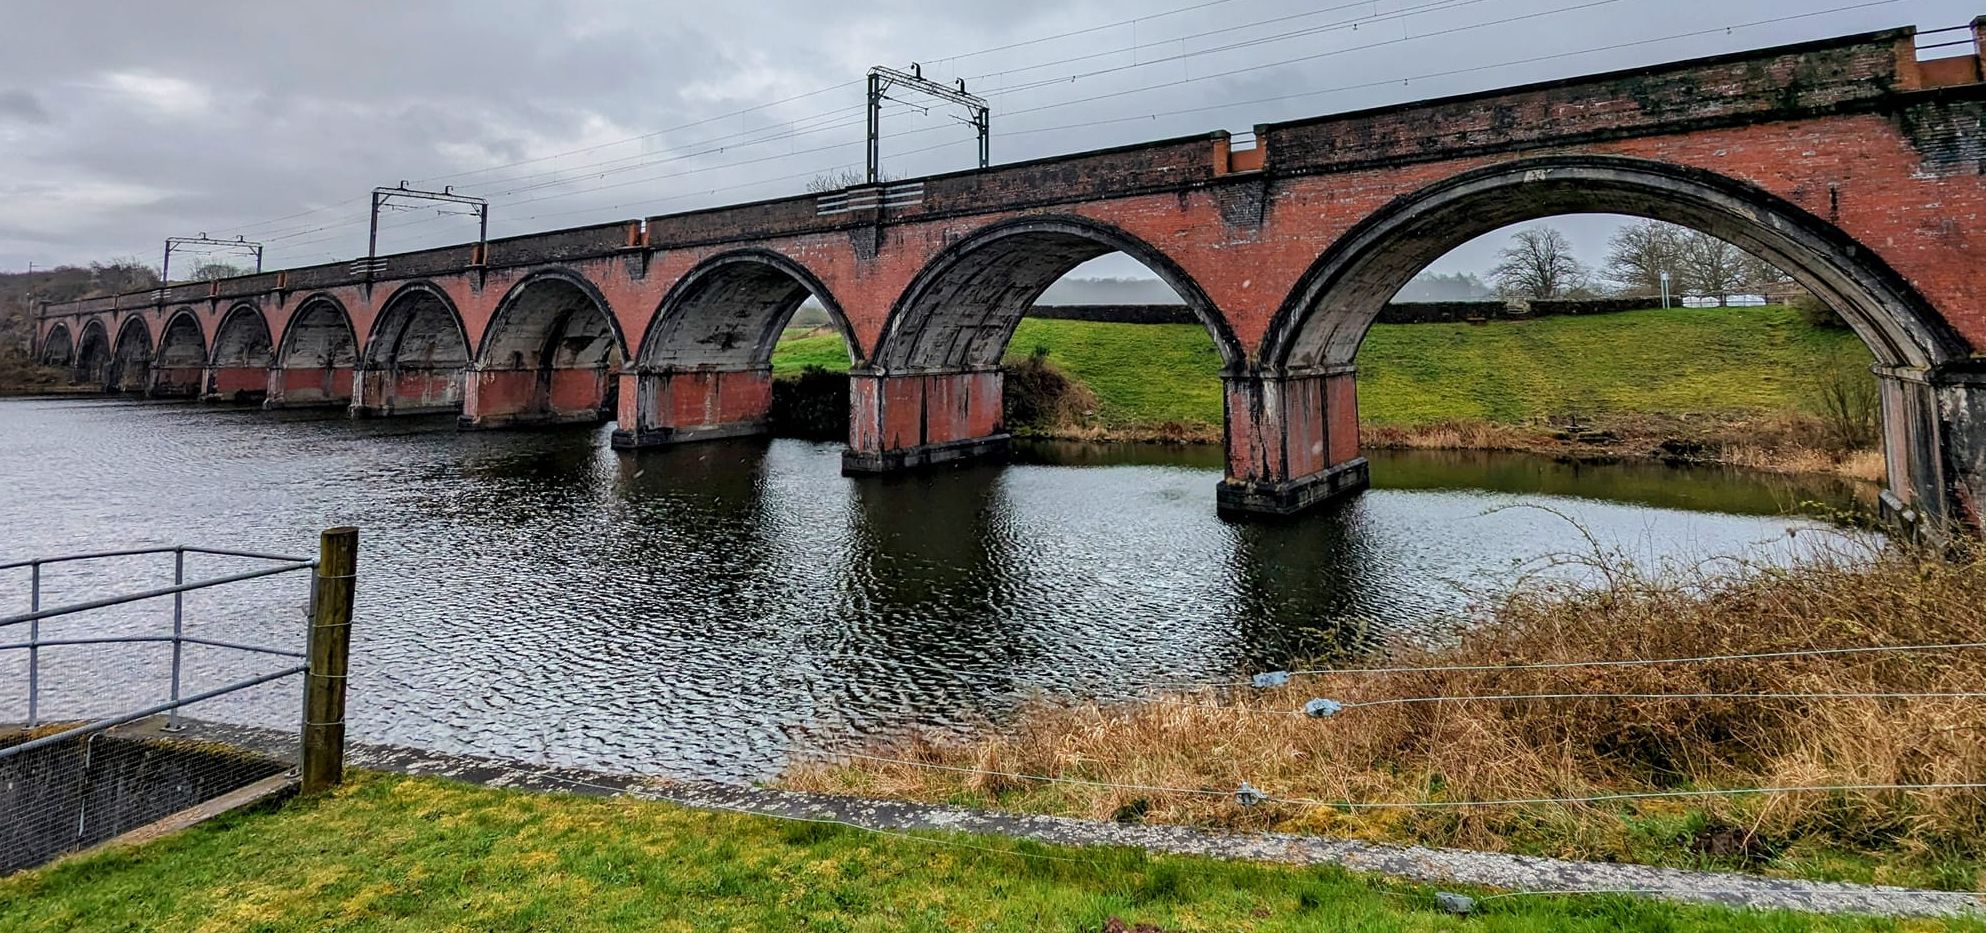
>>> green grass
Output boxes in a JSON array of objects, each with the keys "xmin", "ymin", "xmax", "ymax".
[
  {"xmin": 2, "ymin": 772, "xmax": 1969, "ymax": 932},
  {"xmin": 771, "ymin": 308, "xmax": 1871, "ymax": 430}
]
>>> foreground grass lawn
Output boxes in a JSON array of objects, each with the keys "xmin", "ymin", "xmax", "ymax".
[
  {"xmin": 1, "ymin": 772, "xmax": 1963, "ymax": 932},
  {"xmin": 772, "ymin": 307, "xmax": 1869, "ymax": 430}
]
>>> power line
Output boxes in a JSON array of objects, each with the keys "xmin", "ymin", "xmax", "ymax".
[
  {"xmin": 977, "ymin": 0, "xmax": 1503, "ymax": 95},
  {"xmin": 266, "ymin": 1, "xmax": 1905, "ymax": 266},
  {"xmin": 208, "ymin": 0, "xmax": 1276, "ymax": 239},
  {"xmin": 261, "ymin": 0, "xmax": 1643, "ymax": 258}
]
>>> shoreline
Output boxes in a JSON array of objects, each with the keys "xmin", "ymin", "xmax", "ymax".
[
  {"xmin": 783, "ymin": 543, "xmax": 1986, "ymax": 894},
  {"xmin": 1015, "ymin": 409, "xmax": 1884, "ymax": 484}
]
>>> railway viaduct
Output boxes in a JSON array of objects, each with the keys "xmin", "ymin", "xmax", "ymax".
[{"xmin": 33, "ymin": 24, "xmax": 1986, "ymax": 532}]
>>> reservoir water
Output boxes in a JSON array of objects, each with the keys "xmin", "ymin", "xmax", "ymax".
[{"xmin": 0, "ymin": 396, "xmax": 1872, "ymax": 780}]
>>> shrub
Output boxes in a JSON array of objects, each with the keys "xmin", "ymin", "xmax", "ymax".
[
  {"xmin": 768, "ymin": 365, "xmax": 848, "ymax": 440},
  {"xmin": 1790, "ymin": 293, "xmax": 1851, "ymax": 330},
  {"xmin": 1003, "ymin": 347, "xmax": 1098, "ymax": 433}
]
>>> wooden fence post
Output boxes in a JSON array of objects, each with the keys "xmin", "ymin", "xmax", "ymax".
[{"xmin": 302, "ymin": 526, "xmax": 357, "ymax": 794}]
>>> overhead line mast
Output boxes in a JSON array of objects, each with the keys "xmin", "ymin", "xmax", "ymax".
[{"xmin": 866, "ymin": 64, "xmax": 989, "ymax": 184}]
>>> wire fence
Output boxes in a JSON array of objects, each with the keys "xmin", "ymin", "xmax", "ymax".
[{"xmin": 0, "ymin": 537, "xmax": 350, "ymax": 874}]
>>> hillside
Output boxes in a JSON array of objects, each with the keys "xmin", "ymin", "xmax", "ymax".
[{"xmin": 772, "ymin": 306, "xmax": 1871, "ymax": 429}]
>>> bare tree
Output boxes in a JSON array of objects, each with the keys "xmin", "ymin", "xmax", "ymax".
[
  {"xmin": 1602, "ymin": 219, "xmax": 1684, "ymax": 295},
  {"xmin": 1489, "ymin": 227, "xmax": 1586, "ymax": 300},
  {"xmin": 88, "ymin": 258, "xmax": 159, "ymax": 295},
  {"xmin": 805, "ymin": 168, "xmax": 895, "ymax": 193},
  {"xmin": 1675, "ymin": 231, "xmax": 1750, "ymax": 306},
  {"xmin": 192, "ymin": 262, "xmax": 252, "ymax": 282}
]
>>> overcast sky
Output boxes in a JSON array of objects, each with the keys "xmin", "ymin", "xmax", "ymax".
[{"xmin": 0, "ymin": 0, "xmax": 1969, "ymax": 284}]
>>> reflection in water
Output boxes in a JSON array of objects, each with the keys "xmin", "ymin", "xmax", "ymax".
[{"xmin": 0, "ymin": 398, "xmax": 1864, "ymax": 780}]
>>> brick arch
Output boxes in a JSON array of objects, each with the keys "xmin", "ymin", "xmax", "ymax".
[
  {"xmin": 463, "ymin": 269, "xmax": 626, "ymax": 428},
  {"xmin": 1236, "ymin": 154, "xmax": 1980, "ymax": 525},
  {"xmin": 75, "ymin": 319, "xmax": 110, "ymax": 385},
  {"xmin": 108, "ymin": 314, "xmax": 154, "ymax": 392},
  {"xmin": 153, "ymin": 308, "xmax": 208, "ymax": 397},
  {"xmin": 637, "ymin": 248, "xmax": 857, "ymax": 369},
  {"xmin": 208, "ymin": 303, "xmax": 275, "ymax": 401},
  {"xmin": 356, "ymin": 281, "xmax": 470, "ymax": 415},
  {"xmin": 611, "ymin": 249, "xmax": 854, "ymax": 448},
  {"xmin": 39, "ymin": 322, "xmax": 73, "ymax": 366},
  {"xmin": 211, "ymin": 303, "xmax": 273, "ymax": 367},
  {"xmin": 873, "ymin": 214, "xmax": 1241, "ymax": 372},
  {"xmin": 1262, "ymin": 155, "xmax": 1968, "ymax": 373},
  {"xmin": 277, "ymin": 294, "xmax": 357, "ymax": 368},
  {"xmin": 157, "ymin": 309, "xmax": 206, "ymax": 365},
  {"xmin": 270, "ymin": 294, "xmax": 358, "ymax": 408}
]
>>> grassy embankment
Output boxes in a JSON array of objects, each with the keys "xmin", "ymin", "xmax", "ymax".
[
  {"xmin": 0, "ymin": 351, "xmax": 75, "ymax": 396},
  {"xmin": 2, "ymin": 771, "xmax": 1972, "ymax": 932},
  {"xmin": 788, "ymin": 542, "xmax": 1986, "ymax": 894},
  {"xmin": 773, "ymin": 306, "xmax": 1880, "ymax": 478}
]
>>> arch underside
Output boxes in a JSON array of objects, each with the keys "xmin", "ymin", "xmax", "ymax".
[
  {"xmin": 209, "ymin": 307, "xmax": 274, "ymax": 399},
  {"xmin": 109, "ymin": 318, "xmax": 152, "ymax": 392},
  {"xmin": 39, "ymin": 324, "xmax": 73, "ymax": 365},
  {"xmin": 641, "ymin": 261, "xmax": 820, "ymax": 370},
  {"xmin": 153, "ymin": 313, "xmax": 207, "ymax": 397},
  {"xmin": 615, "ymin": 253, "xmax": 857, "ymax": 448},
  {"xmin": 1263, "ymin": 156, "xmax": 1970, "ymax": 523},
  {"xmin": 1277, "ymin": 161, "xmax": 1960, "ymax": 373},
  {"xmin": 274, "ymin": 301, "xmax": 357, "ymax": 406},
  {"xmin": 879, "ymin": 224, "xmax": 1236, "ymax": 373},
  {"xmin": 213, "ymin": 308, "xmax": 273, "ymax": 367},
  {"xmin": 471, "ymin": 277, "xmax": 621, "ymax": 425},
  {"xmin": 75, "ymin": 323, "xmax": 110, "ymax": 384},
  {"xmin": 362, "ymin": 290, "xmax": 468, "ymax": 414}
]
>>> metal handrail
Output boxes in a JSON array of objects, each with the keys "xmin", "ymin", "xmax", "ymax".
[
  {"xmin": 0, "ymin": 665, "xmax": 307, "ymax": 761},
  {"xmin": 0, "ymin": 544, "xmax": 311, "ymax": 572},
  {"xmin": 6, "ymin": 545, "xmax": 316, "ymax": 728},
  {"xmin": 0, "ymin": 561, "xmax": 315, "ymax": 629},
  {"xmin": 0, "ymin": 635, "xmax": 305, "ymax": 659}
]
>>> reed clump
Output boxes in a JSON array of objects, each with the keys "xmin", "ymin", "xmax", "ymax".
[{"xmin": 786, "ymin": 538, "xmax": 1986, "ymax": 888}]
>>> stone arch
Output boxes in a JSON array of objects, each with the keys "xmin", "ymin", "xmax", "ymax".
[
  {"xmin": 614, "ymin": 250, "xmax": 856, "ymax": 448},
  {"xmin": 272, "ymin": 294, "xmax": 358, "ymax": 408},
  {"xmin": 465, "ymin": 269, "xmax": 625, "ymax": 428},
  {"xmin": 208, "ymin": 303, "xmax": 275, "ymax": 401},
  {"xmin": 637, "ymin": 248, "xmax": 857, "ymax": 369},
  {"xmin": 39, "ymin": 322, "xmax": 73, "ymax": 366},
  {"xmin": 108, "ymin": 315, "xmax": 154, "ymax": 393},
  {"xmin": 1256, "ymin": 154, "xmax": 1975, "ymax": 524},
  {"xmin": 873, "ymin": 214, "xmax": 1242, "ymax": 372},
  {"xmin": 75, "ymin": 319, "xmax": 110, "ymax": 386},
  {"xmin": 357, "ymin": 282, "xmax": 470, "ymax": 415},
  {"xmin": 151, "ymin": 309, "xmax": 208, "ymax": 398},
  {"xmin": 1264, "ymin": 155, "xmax": 1964, "ymax": 372}
]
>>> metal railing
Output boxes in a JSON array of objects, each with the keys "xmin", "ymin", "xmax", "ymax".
[
  {"xmin": 0, "ymin": 545, "xmax": 315, "ymax": 734},
  {"xmin": 1, "ymin": 529, "xmax": 357, "ymax": 872}
]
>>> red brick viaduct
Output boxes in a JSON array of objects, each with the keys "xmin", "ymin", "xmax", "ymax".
[{"xmin": 32, "ymin": 24, "xmax": 1986, "ymax": 532}]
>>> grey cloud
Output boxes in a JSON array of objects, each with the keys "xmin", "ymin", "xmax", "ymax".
[
  {"xmin": 0, "ymin": 90, "xmax": 49, "ymax": 124},
  {"xmin": 0, "ymin": 0, "xmax": 1974, "ymax": 272}
]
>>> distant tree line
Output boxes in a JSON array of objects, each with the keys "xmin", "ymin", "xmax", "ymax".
[
  {"xmin": 1487, "ymin": 219, "xmax": 1793, "ymax": 307},
  {"xmin": 0, "ymin": 259, "xmax": 161, "ymax": 354}
]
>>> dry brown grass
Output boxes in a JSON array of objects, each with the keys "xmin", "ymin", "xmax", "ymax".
[
  {"xmin": 1363, "ymin": 411, "xmax": 1888, "ymax": 483},
  {"xmin": 787, "ymin": 540, "xmax": 1986, "ymax": 884}
]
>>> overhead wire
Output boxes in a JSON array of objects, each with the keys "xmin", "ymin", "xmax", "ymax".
[{"xmin": 262, "ymin": 0, "xmax": 1904, "ymax": 267}]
